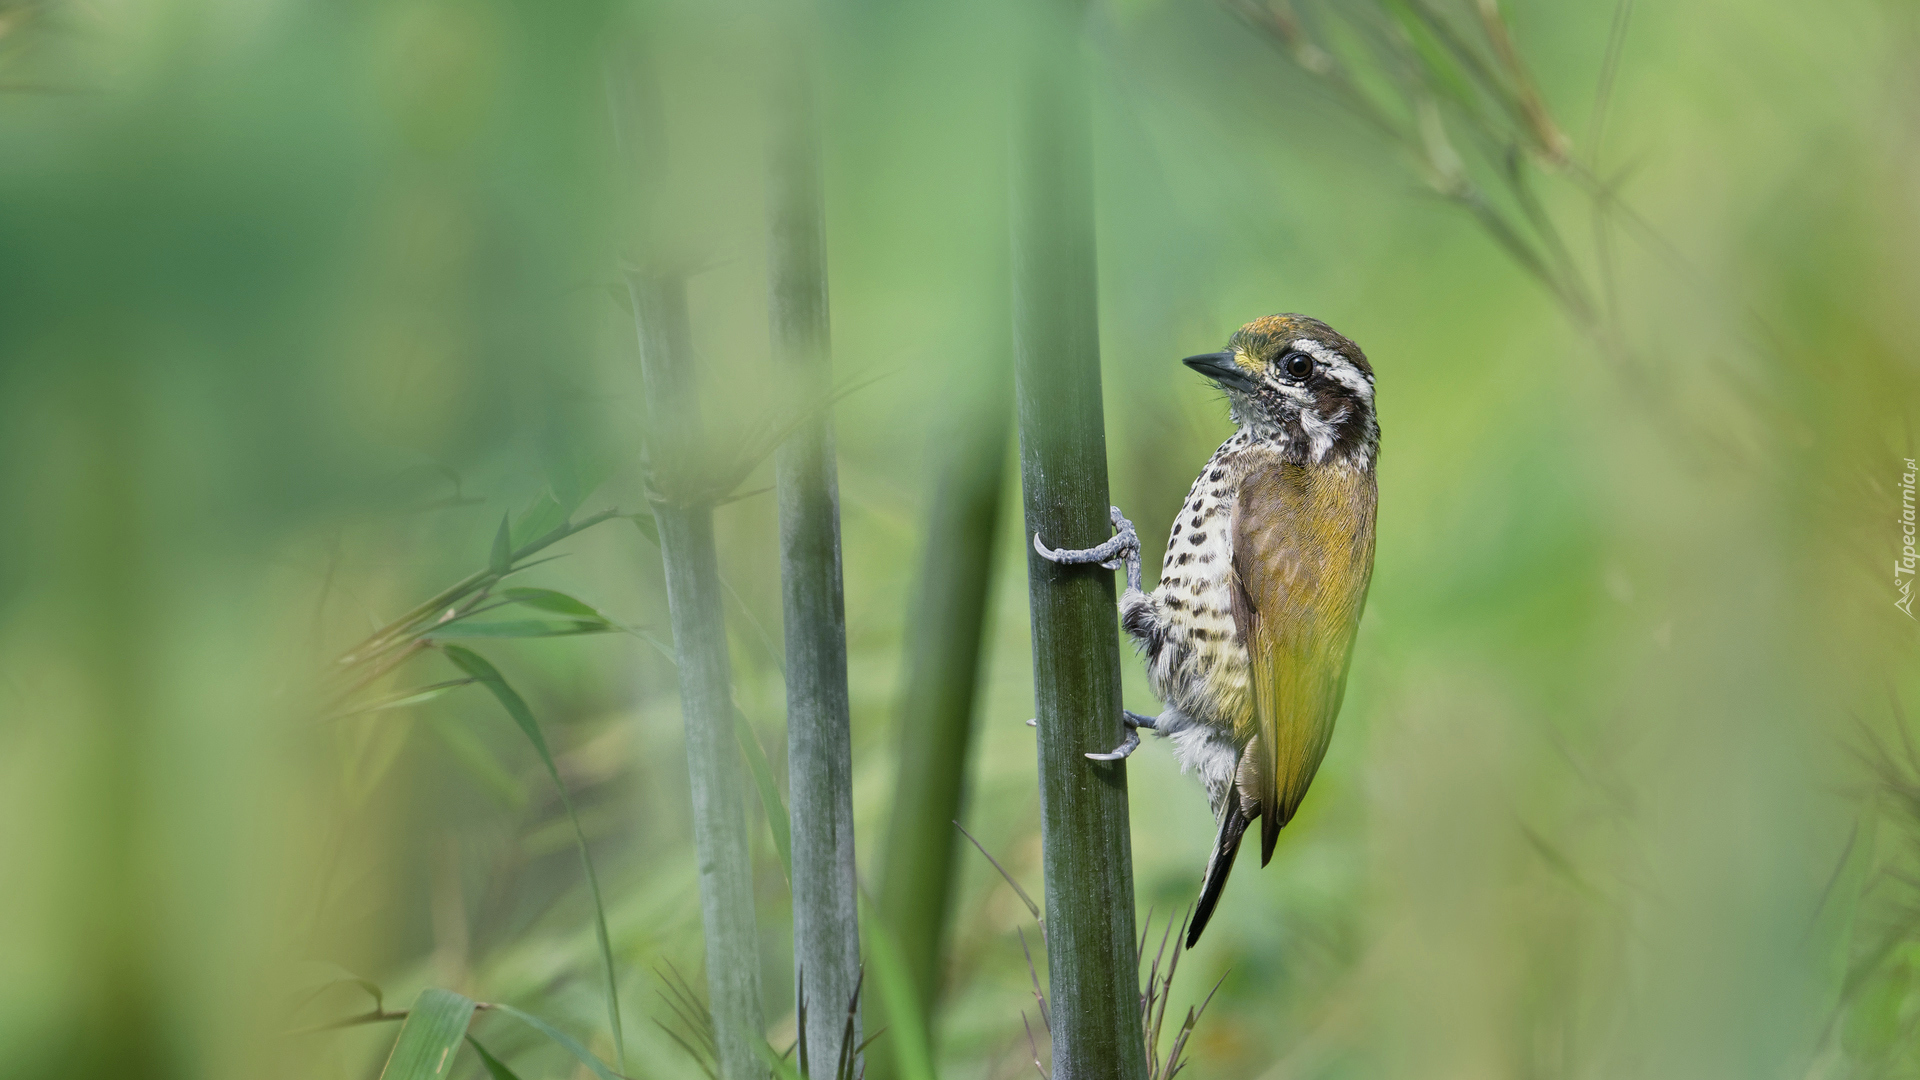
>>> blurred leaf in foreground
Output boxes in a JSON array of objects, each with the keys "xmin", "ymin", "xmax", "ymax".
[{"xmin": 378, "ymin": 988, "xmax": 475, "ymax": 1080}]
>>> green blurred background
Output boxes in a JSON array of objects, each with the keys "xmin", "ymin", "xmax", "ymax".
[{"xmin": 2, "ymin": 0, "xmax": 1918, "ymax": 1077}]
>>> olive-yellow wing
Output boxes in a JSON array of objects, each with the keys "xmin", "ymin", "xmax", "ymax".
[{"xmin": 1231, "ymin": 458, "xmax": 1376, "ymax": 860}]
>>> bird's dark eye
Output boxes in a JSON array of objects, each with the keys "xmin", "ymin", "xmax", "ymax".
[{"xmin": 1282, "ymin": 352, "xmax": 1313, "ymax": 380}]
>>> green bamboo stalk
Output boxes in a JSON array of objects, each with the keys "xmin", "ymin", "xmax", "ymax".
[
  {"xmin": 1010, "ymin": 3, "xmax": 1148, "ymax": 1078},
  {"xmin": 628, "ymin": 271, "xmax": 767, "ymax": 1080},
  {"xmin": 765, "ymin": 12, "xmax": 863, "ymax": 1072},
  {"xmin": 871, "ymin": 342, "xmax": 1011, "ymax": 1064}
]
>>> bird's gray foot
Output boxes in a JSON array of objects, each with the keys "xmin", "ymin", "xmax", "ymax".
[
  {"xmin": 1033, "ymin": 507, "xmax": 1143, "ymax": 593},
  {"xmin": 1086, "ymin": 710, "xmax": 1160, "ymax": 761}
]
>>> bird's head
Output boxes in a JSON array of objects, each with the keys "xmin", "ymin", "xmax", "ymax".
[{"xmin": 1184, "ymin": 314, "xmax": 1378, "ymax": 467}]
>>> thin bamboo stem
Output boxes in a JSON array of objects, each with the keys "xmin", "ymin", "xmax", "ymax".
[
  {"xmin": 1010, "ymin": 3, "xmax": 1148, "ymax": 1077},
  {"xmin": 766, "ymin": 12, "xmax": 863, "ymax": 1070},
  {"xmin": 629, "ymin": 271, "xmax": 767, "ymax": 1080}
]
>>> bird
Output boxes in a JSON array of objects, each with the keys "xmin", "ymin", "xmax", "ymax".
[{"xmin": 1034, "ymin": 314, "xmax": 1378, "ymax": 947}]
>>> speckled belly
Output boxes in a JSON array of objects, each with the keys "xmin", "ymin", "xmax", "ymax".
[{"xmin": 1142, "ymin": 441, "xmax": 1254, "ymax": 734}]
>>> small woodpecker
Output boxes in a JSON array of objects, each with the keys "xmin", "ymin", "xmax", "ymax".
[{"xmin": 1036, "ymin": 313, "xmax": 1379, "ymax": 947}]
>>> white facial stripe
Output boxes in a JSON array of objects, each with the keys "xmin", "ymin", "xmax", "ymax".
[
  {"xmin": 1290, "ymin": 337, "xmax": 1374, "ymax": 401},
  {"xmin": 1298, "ymin": 405, "xmax": 1338, "ymax": 462},
  {"xmin": 1323, "ymin": 363, "xmax": 1373, "ymax": 397}
]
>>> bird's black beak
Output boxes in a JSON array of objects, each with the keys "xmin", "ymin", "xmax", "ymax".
[{"xmin": 1183, "ymin": 350, "xmax": 1259, "ymax": 393}]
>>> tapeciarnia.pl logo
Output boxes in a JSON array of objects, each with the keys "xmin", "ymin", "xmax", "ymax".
[{"xmin": 1899, "ymin": 457, "xmax": 1917, "ymax": 618}]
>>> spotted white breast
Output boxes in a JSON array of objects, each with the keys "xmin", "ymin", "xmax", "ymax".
[{"xmin": 1142, "ymin": 432, "xmax": 1256, "ymax": 735}]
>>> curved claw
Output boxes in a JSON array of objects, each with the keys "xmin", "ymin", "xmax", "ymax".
[
  {"xmin": 1085, "ymin": 710, "xmax": 1158, "ymax": 760},
  {"xmin": 1086, "ymin": 724, "xmax": 1142, "ymax": 761},
  {"xmin": 1031, "ymin": 530, "xmax": 1129, "ymax": 566}
]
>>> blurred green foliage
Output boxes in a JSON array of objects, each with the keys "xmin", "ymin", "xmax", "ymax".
[{"xmin": 1, "ymin": 0, "xmax": 1917, "ymax": 1078}]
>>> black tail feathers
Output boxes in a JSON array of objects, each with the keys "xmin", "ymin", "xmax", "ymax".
[
  {"xmin": 1185, "ymin": 804, "xmax": 1251, "ymax": 948},
  {"xmin": 1260, "ymin": 805, "xmax": 1281, "ymax": 867}
]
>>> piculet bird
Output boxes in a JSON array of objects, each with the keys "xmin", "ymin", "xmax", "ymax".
[{"xmin": 1035, "ymin": 314, "xmax": 1378, "ymax": 947}]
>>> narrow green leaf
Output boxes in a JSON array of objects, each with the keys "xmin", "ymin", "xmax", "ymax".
[
  {"xmin": 440, "ymin": 646, "xmax": 625, "ymax": 1071},
  {"xmin": 433, "ymin": 619, "xmax": 615, "ymax": 639},
  {"xmin": 510, "ymin": 507, "xmax": 620, "ymax": 564},
  {"xmin": 491, "ymin": 1004, "xmax": 630, "ymax": 1080},
  {"xmin": 858, "ymin": 903, "xmax": 935, "ymax": 1080},
  {"xmin": 332, "ymin": 680, "xmax": 474, "ymax": 720},
  {"xmin": 512, "ymin": 494, "xmax": 570, "ymax": 551},
  {"xmin": 339, "ymin": 509, "xmax": 622, "ymax": 673},
  {"xmin": 636, "ymin": 629, "xmax": 677, "ymax": 663},
  {"xmin": 498, "ymin": 554, "xmax": 570, "ymax": 579},
  {"xmin": 734, "ymin": 708, "xmax": 792, "ymax": 886},
  {"xmin": 491, "ymin": 515, "xmax": 513, "ymax": 576},
  {"xmin": 437, "ymin": 645, "xmax": 549, "ymax": 764},
  {"xmin": 539, "ymin": 445, "xmax": 611, "ymax": 528},
  {"xmin": 956, "ymin": 821, "xmax": 1041, "ymax": 922},
  {"xmin": 503, "ymin": 587, "xmax": 607, "ymax": 620},
  {"xmin": 290, "ymin": 962, "xmax": 384, "ymax": 1015},
  {"xmin": 466, "ymin": 1036, "xmax": 524, "ymax": 1080},
  {"xmin": 378, "ymin": 988, "xmax": 475, "ymax": 1080}
]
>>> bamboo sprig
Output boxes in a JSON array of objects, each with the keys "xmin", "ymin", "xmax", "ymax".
[
  {"xmin": 1815, "ymin": 697, "xmax": 1920, "ymax": 1073},
  {"xmin": 331, "ymin": 508, "xmax": 625, "ymax": 680},
  {"xmin": 961, "ymin": 832, "xmax": 1220, "ymax": 1079},
  {"xmin": 308, "ymin": 505, "xmax": 637, "ymax": 1069},
  {"xmin": 1225, "ymin": 0, "xmax": 1628, "ymax": 357},
  {"xmin": 1228, "ymin": 0, "xmax": 1826, "ymax": 471},
  {"xmin": 289, "ymin": 985, "xmax": 633, "ymax": 1080},
  {"xmin": 1136, "ymin": 909, "xmax": 1223, "ymax": 1080}
]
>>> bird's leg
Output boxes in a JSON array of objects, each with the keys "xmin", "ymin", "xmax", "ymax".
[
  {"xmin": 1085, "ymin": 710, "xmax": 1160, "ymax": 761},
  {"xmin": 1033, "ymin": 507, "xmax": 1143, "ymax": 594},
  {"xmin": 1039, "ymin": 505, "xmax": 1161, "ymax": 650},
  {"xmin": 1034, "ymin": 508, "xmax": 1157, "ymax": 761}
]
